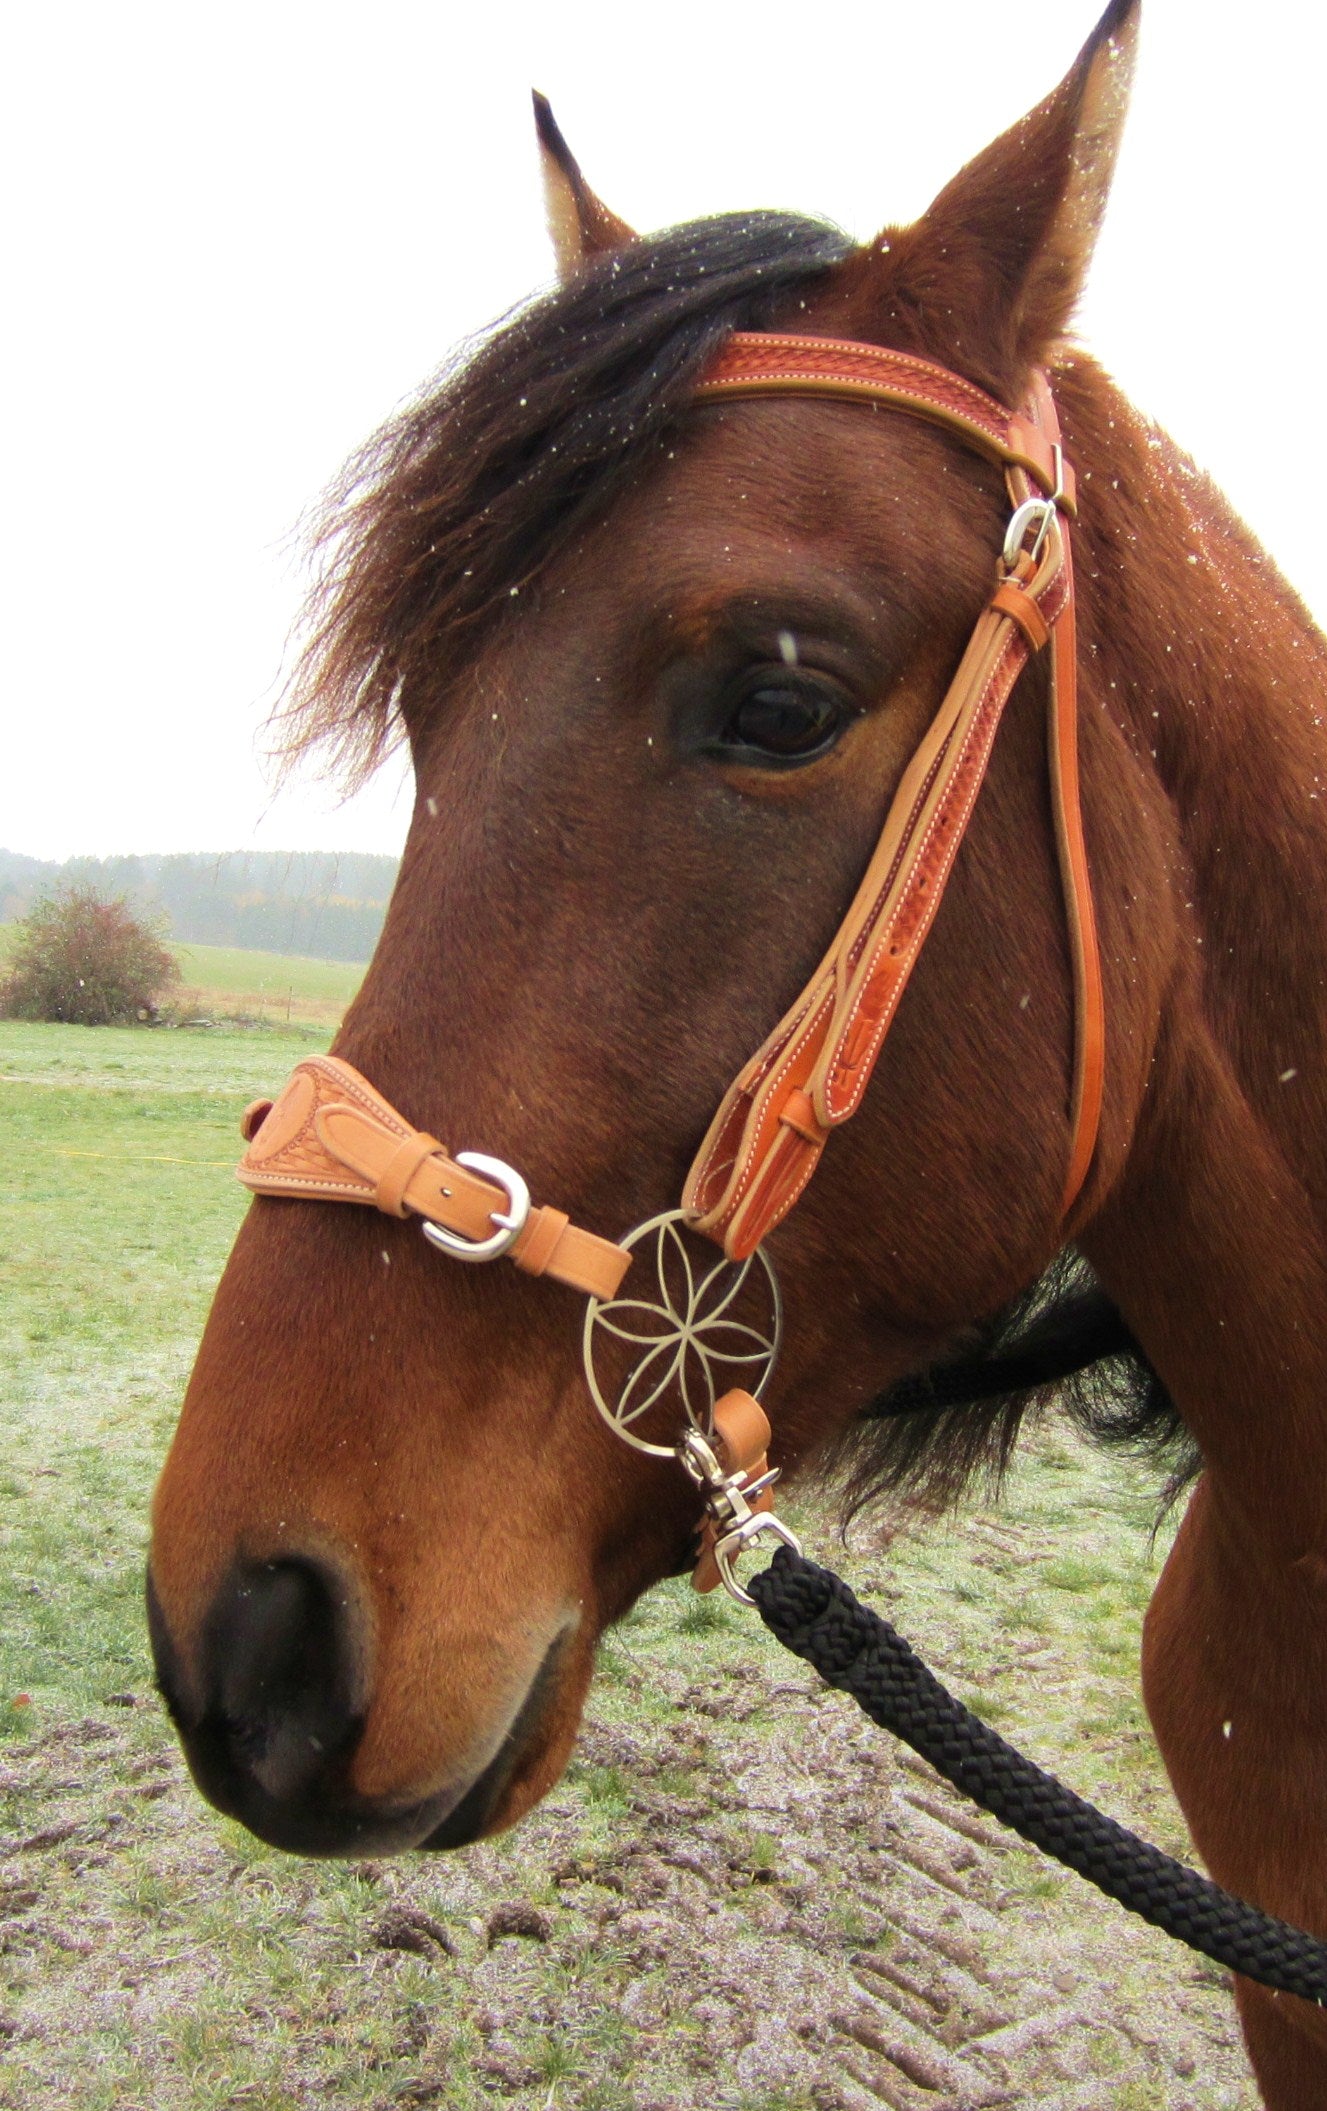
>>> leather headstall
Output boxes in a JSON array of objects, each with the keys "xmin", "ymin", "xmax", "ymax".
[
  {"xmin": 236, "ymin": 328, "xmax": 1103, "ymax": 1301},
  {"xmin": 683, "ymin": 333, "xmax": 1103, "ymax": 1257}
]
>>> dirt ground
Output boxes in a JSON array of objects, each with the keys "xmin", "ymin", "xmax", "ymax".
[{"xmin": 0, "ymin": 1461, "xmax": 1259, "ymax": 2110}]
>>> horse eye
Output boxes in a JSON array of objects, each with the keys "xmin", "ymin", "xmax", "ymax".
[{"xmin": 714, "ymin": 673, "xmax": 849, "ymax": 764}]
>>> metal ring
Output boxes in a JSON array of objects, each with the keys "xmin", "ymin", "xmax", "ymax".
[
  {"xmin": 421, "ymin": 1152, "xmax": 531, "ymax": 1263},
  {"xmin": 582, "ymin": 1209, "xmax": 782, "ymax": 1457}
]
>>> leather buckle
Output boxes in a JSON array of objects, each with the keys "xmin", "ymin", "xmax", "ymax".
[
  {"xmin": 421, "ymin": 1152, "xmax": 531, "ymax": 1262},
  {"xmin": 1002, "ymin": 443, "xmax": 1065, "ymax": 570}
]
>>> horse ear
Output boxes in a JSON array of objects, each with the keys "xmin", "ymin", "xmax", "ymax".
[
  {"xmin": 840, "ymin": 0, "xmax": 1138, "ymax": 392},
  {"xmin": 533, "ymin": 92, "xmax": 637, "ymax": 279}
]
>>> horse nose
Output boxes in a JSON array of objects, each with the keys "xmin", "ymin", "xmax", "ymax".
[
  {"xmin": 205, "ymin": 1558, "xmax": 364, "ymax": 1801},
  {"xmin": 149, "ymin": 1551, "xmax": 581, "ymax": 1856},
  {"xmin": 150, "ymin": 1554, "xmax": 368, "ymax": 1821}
]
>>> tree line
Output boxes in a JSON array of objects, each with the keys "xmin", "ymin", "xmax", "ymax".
[{"xmin": 0, "ymin": 850, "xmax": 398, "ymax": 965}]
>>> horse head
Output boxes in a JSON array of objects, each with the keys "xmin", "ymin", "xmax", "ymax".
[{"xmin": 149, "ymin": 1, "xmax": 1164, "ymax": 1857}]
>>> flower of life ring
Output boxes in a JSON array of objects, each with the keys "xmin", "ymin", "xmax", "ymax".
[{"xmin": 582, "ymin": 1210, "xmax": 782, "ymax": 1457}]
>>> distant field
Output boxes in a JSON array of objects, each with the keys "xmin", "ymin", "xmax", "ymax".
[
  {"xmin": 169, "ymin": 939, "xmax": 363, "ymax": 1028},
  {"xmin": 0, "ymin": 925, "xmax": 364, "ymax": 1031}
]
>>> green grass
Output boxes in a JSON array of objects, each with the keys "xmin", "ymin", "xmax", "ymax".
[
  {"xmin": 169, "ymin": 941, "xmax": 363, "ymax": 1026},
  {"xmin": 0, "ymin": 1022, "xmax": 305, "ymax": 1725}
]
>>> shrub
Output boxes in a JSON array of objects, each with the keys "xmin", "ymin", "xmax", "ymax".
[{"xmin": 1, "ymin": 885, "xmax": 180, "ymax": 1026}]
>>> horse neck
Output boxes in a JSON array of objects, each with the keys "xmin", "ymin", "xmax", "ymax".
[{"xmin": 1063, "ymin": 359, "xmax": 1327, "ymax": 1559}]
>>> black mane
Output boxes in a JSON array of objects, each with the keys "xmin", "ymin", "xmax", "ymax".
[
  {"xmin": 281, "ymin": 211, "xmax": 851, "ymax": 782},
  {"xmin": 832, "ymin": 1251, "xmax": 1199, "ymax": 1518}
]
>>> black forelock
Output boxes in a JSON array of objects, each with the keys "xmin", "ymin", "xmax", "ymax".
[{"xmin": 281, "ymin": 210, "xmax": 853, "ymax": 781}]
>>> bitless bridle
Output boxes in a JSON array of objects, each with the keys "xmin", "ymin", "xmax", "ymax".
[{"xmin": 227, "ymin": 330, "xmax": 1327, "ymax": 2004}]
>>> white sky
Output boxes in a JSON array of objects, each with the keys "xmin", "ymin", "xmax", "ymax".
[{"xmin": 4, "ymin": 0, "xmax": 1324, "ymax": 862}]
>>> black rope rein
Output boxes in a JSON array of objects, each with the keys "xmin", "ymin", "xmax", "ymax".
[{"xmin": 749, "ymin": 1545, "xmax": 1327, "ymax": 2006}]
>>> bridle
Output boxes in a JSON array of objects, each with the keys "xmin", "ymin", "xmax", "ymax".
[
  {"xmin": 235, "ymin": 328, "xmax": 1103, "ymax": 1598},
  {"xmin": 207, "ymin": 334, "xmax": 1327, "ymax": 2012},
  {"xmin": 685, "ymin": 334, "xmax": 1101, "ymax": 1252}
]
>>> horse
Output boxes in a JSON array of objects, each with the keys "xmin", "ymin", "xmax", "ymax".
[{"xmin": 146, "ymin": 2, "xmax": 1327, "ymax": 2099}]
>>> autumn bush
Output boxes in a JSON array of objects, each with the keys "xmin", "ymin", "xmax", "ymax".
[{"xmin": 1, "ymin": 885, "xmax": 180, "ymax": 1026}]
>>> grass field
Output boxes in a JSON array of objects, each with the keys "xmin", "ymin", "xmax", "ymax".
[
  {"xmin": 0, "ymin": 1021, "xmax": 1258, "ymax": 2108},
  {"xmin": 168, "ymin": 942, "xmax": 363, "ymax": 1029},
  {"xmin": 0, "ymin": 926, "xmax": 364, "ymax": 1031}
]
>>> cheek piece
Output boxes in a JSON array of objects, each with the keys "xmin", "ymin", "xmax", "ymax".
[{"xmin": 234, "ymin": 329, "xmax": 1101, "ymax": 1602}]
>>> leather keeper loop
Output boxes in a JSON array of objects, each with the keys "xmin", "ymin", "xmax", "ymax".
[
  {"xmin": 373, "ymin": 1130, "xmax": 449, "ymax": 1218},
  {"xmin": 512, "ymin": 1206, "xmax": 570, "ymax": 1279},
  {"xmin": 711, "ymin": 1389, "xmax": 772, "ymax": 1474},
  {"xmin": 991, "ymin": 578, "xmax": 1051, "ymax": 652},
  {"xmin": 240, "ymin": 1099, "xmax": 273, "ymax": 1144},
  {"xmin": 779, "ymin": 1088, "xmax": 828, "ymax": 1146}
]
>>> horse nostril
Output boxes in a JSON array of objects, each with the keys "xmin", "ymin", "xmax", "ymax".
[{"xmin": 203, "ymin": 1558, "xmax": 364, "ymax": 1803}]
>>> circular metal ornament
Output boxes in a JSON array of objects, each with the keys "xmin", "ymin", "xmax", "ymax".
[{"xmin": 582, "ymin": 1210, "xmax": 782, "ymax": 1457}]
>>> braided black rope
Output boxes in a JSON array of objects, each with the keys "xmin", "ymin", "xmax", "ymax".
[{"xmin": 749, "ymin": 1545, "xmax": 1327, "ymax": 2005}]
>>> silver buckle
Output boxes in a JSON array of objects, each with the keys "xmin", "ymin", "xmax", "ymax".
[
  {"xmin": 421, "ymin": 1152, "xmax": 531, "ymax": 1263},
  {"xmin": 1001, "ymin": 442, "xmax": 1064, "ymax": 571}
]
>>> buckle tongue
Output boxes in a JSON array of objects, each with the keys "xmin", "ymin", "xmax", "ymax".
[
  {"xmin": 421, "ymin": 1152, "xmax": 531, "ymax": 1262},
  {"xmin": 1001, "ymin": 441, "xmax": 1065, "ymax": 570}
]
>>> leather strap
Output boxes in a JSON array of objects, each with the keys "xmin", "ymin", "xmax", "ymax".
[
  {"xmin": 236, "ymin": 1055, "xmax": 632, "ymax": 1300},
  {"xmin": 694, "ymin": 334, "xmax": 1078, "ymax": 513},
  {"xmin": 692, "ymin": 1390, "xmax": 775, "ymax": 1594},
  {"xmin": 684, "ymin": 339, "xmax": 1103, "ymax": 1257}
]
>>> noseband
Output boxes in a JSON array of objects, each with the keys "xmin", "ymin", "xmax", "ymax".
[{"xmin": 236, "ymin": 330, "xmax": 1103, "ymax": 1594}]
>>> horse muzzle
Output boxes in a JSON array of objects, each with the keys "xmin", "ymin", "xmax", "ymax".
[{"xmin": 146, "ymin": 1551, "xmax": 576, "ymax": 1855}]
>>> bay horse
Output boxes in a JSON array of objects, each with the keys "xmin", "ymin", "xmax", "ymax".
[{"xmin": 147, "ymin": 3, "xmax": 1327, "ymax": 2099}]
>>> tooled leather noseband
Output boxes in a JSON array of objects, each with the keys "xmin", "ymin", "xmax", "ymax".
[{"xmin": 236, "ymin": 330, "xmax": 1103, "ymax": 1590}]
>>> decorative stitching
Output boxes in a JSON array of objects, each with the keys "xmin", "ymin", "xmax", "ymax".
[
  {"xmin": 824, "ymin": 625, "xmax": 1029, "ymax": 1121},
  {"xmin": 819, "ymin": 545, "xmax": 1071, "ymax": 1124}
]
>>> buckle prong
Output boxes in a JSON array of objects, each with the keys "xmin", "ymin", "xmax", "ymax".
[
  {"xmin": 1002, "ymin": 443, "xmax": 1065, "ymax": 571},
  {"xmin": 421, "ymin": 1152, "xmax": 531, "ymax": 1263}
]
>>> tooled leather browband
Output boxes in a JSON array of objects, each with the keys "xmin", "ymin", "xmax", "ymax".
[
  {"xmin": 692, "ymin": 333, "xmax": 1078, "ymax": 508},
  {"xmin": 234, "ymin": 329, "xmax": 1104, "ymax": 1294}
]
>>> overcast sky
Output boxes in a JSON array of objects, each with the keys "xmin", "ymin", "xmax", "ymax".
[{"xmin": 5, "ymin": 0, "xmax": 1324, "ymax": 863}]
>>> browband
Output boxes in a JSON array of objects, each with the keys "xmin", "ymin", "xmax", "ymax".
[{"xmin": 693, "ymin": 332, "xmax": 1078, "ymax": 511}]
